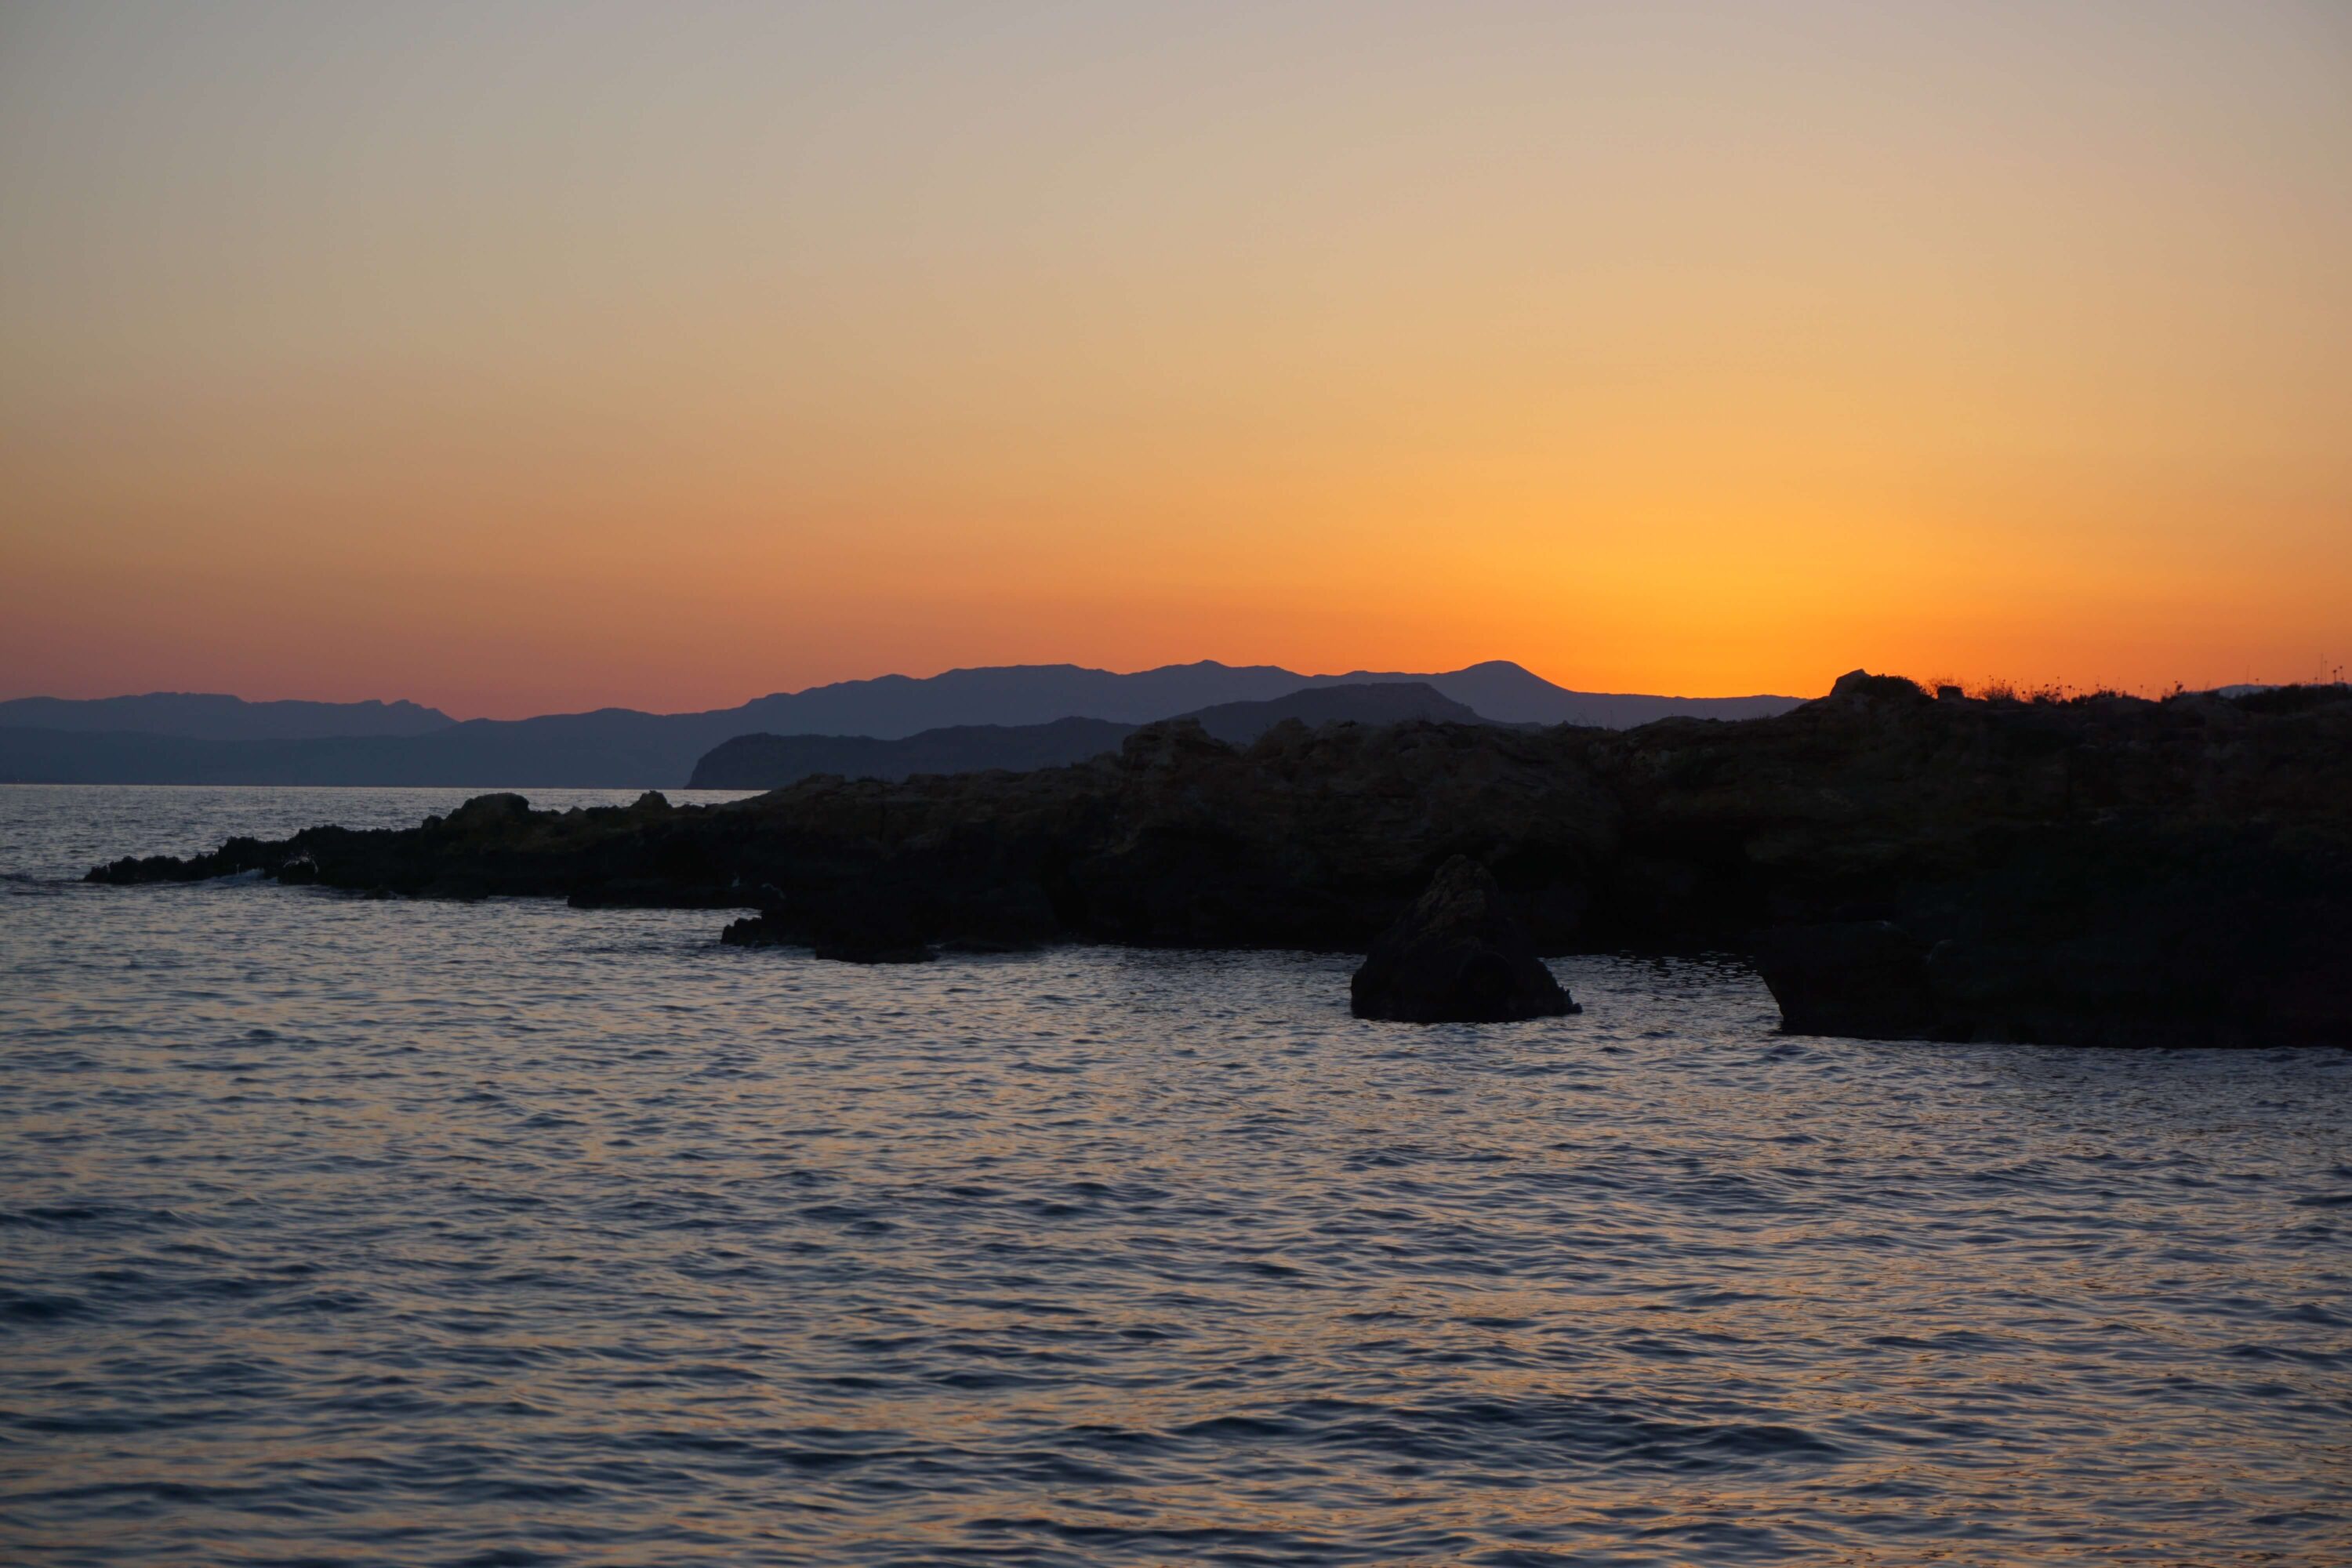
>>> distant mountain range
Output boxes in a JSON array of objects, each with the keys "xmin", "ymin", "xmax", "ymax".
[
  {"xmin": 689, "ymin": 682, "xmax": 1488, "ymax": 789},
  {"xmin": 0, "ymin": 661, "xmax": 1806, "ymax": 787}
]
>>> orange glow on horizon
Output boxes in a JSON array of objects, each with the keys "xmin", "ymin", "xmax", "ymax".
[{"xmin": 3, "ymin": 3, "xmax": 2347, "ymax": 719}]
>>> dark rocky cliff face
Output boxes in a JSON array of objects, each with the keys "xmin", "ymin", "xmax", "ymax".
[{"xmin": 89, "ymin": 682, "xmax": 2352, "ymax": 1048}]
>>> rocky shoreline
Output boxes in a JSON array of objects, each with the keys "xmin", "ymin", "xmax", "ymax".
[{"xmin": 88, "ymin": 674, "xmax": 2352, "ymax": 1047}]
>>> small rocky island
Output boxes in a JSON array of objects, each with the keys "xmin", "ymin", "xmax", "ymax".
[
  {"xmin": 1350, "ymin": 856, "xmax": 1577, "ymax": 1022},
  {"xmin": 90, "ymin": 674, "xmax": 2352, "ymax": 1047}
]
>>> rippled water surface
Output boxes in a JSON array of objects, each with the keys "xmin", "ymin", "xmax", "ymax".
[{"xmin": 4, "ymin": 785, "xmax": 2349, "ymax": 1566}]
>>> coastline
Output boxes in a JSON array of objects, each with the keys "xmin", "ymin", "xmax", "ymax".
[{"xmin": 82, "ymin": 676, "xmax": 2352, "ymax": 1049}]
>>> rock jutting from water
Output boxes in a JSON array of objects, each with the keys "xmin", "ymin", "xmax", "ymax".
[
  {"xmin": 1350, "ymin": 855, "xmax": 1576, "ymax": 1022},
  {"xmin": 85, "ymin": 676, "xmax": 2352, "ymax": 1048}
]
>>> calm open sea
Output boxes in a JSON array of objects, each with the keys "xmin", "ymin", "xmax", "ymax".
[{"xmin": 2, "ymin": 785, "xmax": 2348, "ymax": 1566}]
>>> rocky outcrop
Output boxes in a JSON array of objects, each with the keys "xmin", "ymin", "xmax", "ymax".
[
  {"xmin": 1350, "ymin": 856, "xmax": 1575, "ymax": 1022},
  {"xmin": 86, "ymin": 680, "xmax": 2352, "ymax": 1047},
  {"xmin": 1827, "ymin": 669, "xmax": 1932, "ymax": 705},
  {"xmin": 1751, "ymin": 922, "xmax": 1940, "ymax": 1040},
  {"xmin": 721, "ymin": 881, "xmax": 938, "ymax": 964}
]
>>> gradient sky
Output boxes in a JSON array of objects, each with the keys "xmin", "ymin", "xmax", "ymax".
[{"xmin": 3, "ymin": 1, "xmax": 2347, "ymax": 717}]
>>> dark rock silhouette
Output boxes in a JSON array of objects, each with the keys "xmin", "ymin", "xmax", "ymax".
[
  {"xmin": 1752, "ymin": 922, "xmax": 1938, "ymax": 1040},
  {"xmin": 87, "ymin": 677, "xmax": 2352, "ymax": 1047},
  {"xmin": 1828, "ymin": 669, "xmax": 1931, "ymax": 704},
  {"xmin": 724, "ymin": 886, "xmax": 935, "ymax": 964},
  {"xmin": 1350, "ymin": 856, "xmax": 1576, "ymax": 1022}
]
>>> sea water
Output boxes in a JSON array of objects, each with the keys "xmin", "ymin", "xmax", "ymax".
[{"xmin": 2, "ymin": 785, "xmax": 2347, "ymax": 1565}]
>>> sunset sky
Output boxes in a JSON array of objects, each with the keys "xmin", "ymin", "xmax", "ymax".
[{"xmin": 4, "ymin": 1, "xmax": 2347, "ymax": 717}]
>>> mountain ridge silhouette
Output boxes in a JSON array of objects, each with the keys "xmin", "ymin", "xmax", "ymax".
[
  {"xmin": 688, "ymin": 682, "xmax": 1493, "ymax": 789},
  {"xmin": 0, "ymin": 660, "xmax": 1806, "ymax": 786}
]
